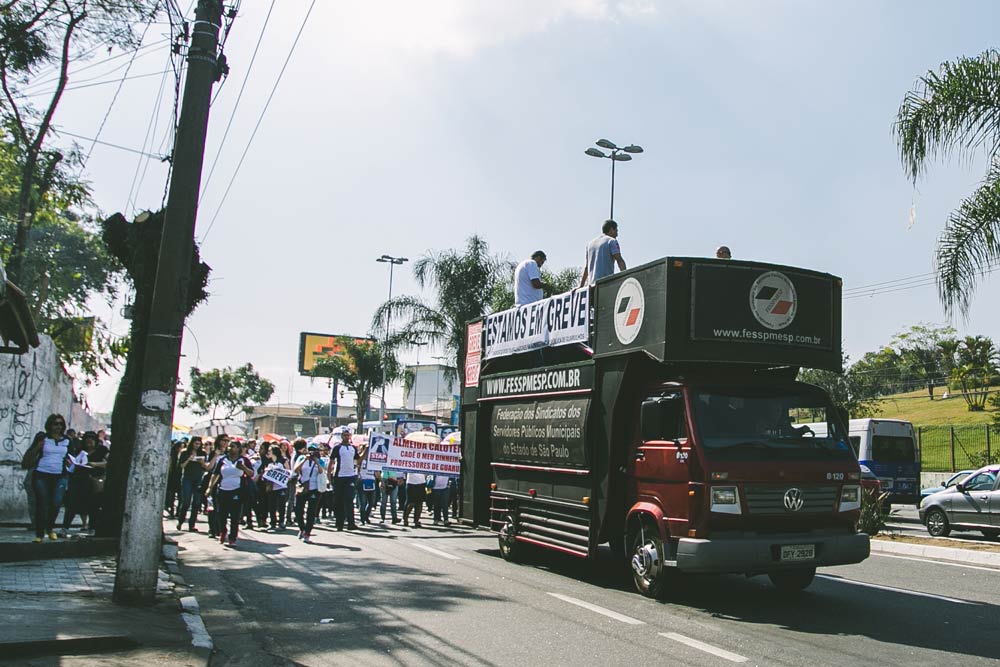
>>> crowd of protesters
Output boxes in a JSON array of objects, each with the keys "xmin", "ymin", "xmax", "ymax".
[
  {"xmin": 20, "ymin": 414, "xmax": 111, "ymax": 542},
  {"xmin": 162, "ymin": 428, "xmax": 460, "ymax": 548}
]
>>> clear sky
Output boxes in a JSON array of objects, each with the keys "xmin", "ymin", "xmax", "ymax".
[{"xmin": 36, "ymin": 0, "xmax": 1000, "ymax": 425}]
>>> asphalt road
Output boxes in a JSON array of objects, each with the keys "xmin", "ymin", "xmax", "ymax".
[{"xmin": 171, "ymin": 517, "xmax": 1000, "ymax": 667}]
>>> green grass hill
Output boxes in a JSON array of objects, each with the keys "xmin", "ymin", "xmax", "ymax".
[{"xmin": 871, "ymin": 388, "xmax": 998, "ymax": 426}]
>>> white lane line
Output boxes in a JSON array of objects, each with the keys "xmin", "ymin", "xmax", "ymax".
[
  {"xmin": 546, "ymin": 592, "xmax": 645, "ymax": 625},
  {"xmin": 816, "ymin": 574, "xmax": 974, "ymax": 604},
  {"xmin": 873, "ymin": 552, "xmax": 1000, "ymax": 573},
  {"xmin": 409, "ymin": 542, "xmax": 461, "ymax": 560},
  {"xmin": 659, "ymin": 632, "xmax": 748, "ymax": 663}
]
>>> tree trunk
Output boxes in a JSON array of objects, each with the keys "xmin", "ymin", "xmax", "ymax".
[{"xmin": 926, "ymin": 381, "xmax": 934, "ymax": 401}]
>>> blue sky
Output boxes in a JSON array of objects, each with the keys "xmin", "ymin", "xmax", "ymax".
[{"xmin": 41, "ymin": 1, "xmax": 1000, "ymax": 422}]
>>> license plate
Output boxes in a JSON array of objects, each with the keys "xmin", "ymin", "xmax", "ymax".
[{"xmin": 780, "ymin": 544, "xmax": 815, "ymax": 561}]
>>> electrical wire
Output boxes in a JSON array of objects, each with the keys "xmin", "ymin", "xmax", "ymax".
[
  {"xmin": 50, "ymin": 129, "xmax": 169, "ymax": 159},
  {"xmin": 200, "ymin": 0, "xmax": 276, "ymax": 205},
  {"xmin": 125, "ymin": 51, "xmax": 174, "ymax": 215},
  {"xmin": 82, "ymin": 16, "xmax": 158, "ymax": 167},
  {"xmin": 199, "ymin": 0, "xmax": 317, "ymax": 243}
]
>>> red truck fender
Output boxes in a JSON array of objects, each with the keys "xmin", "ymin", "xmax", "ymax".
[{"xmin": 626, "ymin": 502, "xmax": 668, "ymax": 540}]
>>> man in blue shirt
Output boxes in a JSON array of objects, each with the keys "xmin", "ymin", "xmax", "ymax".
[{"xmin": 579, "ymin": 219, "xmax": 627, "ymax": 287}]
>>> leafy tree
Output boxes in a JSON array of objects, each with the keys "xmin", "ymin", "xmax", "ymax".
[
  {"xmin": 894, "ymin": 50, "xmax": 1000, "ymax": 316},
  {"xmin": 1, "ymin": 0, "xmax": 160, "ymax": 283},
  {"xmin": 799, "ymin": 354, "xmax": 883, "ymax": 419},
  {"xmin": 180, "ymin": 363, "xmax": 276, "ymax": 426},
  {"xmin": 951, "ymin": 335, "xmax": 998, "ymax": 411},
  {"xmin": 310, "ymin": 337, "xmax": 400, "ymax": 433},
  {"xmin": 0, "ymin": 126, "xmax": 124, "ymax": 378},
  {"xmin": 372, "ymin": 235, "xmax": 512, "ymax": 382},
  {"xmin": 891, "ymin": 324, "xmax": 957, "ymax": 399},
  {"xmin": 489, "ymin": 264, "xmax": 582, "ymax": 312},
  {"xmin": 851, "ymin": 347, "xmax": 905, "ymax": 397}
]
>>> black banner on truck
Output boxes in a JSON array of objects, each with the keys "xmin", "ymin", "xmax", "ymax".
[
  {"xmin": 690, "ymin": 263, "xmax": 835, "ymax": 351},
  {"xmin": 479, "ymin": 363, "xmax": 594, "ymax": 400},
  {"xmin": 490, "ymin": 397, "xmax": 589, "ymax": 468}
]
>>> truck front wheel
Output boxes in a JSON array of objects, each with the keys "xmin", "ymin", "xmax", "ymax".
[
  {"xmin": 629, "ymin": 525, "xmax": 670, "ymax": 599},
  {"xmin": 768, "ymin": 567, "xmax": 816, "ymax": 593}
]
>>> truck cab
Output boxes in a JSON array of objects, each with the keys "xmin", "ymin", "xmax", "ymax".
[{"xmin": 459, "ymin": 256, "xmax": 870, "ymax": 598}]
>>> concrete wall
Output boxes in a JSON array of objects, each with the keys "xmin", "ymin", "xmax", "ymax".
[{"xmin": 0, "ymin": 335, "xmax": 101, "ymax": 521}]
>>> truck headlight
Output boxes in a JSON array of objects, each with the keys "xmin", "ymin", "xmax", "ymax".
[
  {"xmin": 710, "ymin": 486, "xmax": 741, "ymax": 514},
  {"xmin": 839, "ymin": 485, "xmax": 861, "ymax": 512}
]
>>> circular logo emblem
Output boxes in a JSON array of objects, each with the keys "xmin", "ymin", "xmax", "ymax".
[
  {"xmin": 750, "ymin": 271, "xmax": 797, "ymax": 330},
  {"xmin": 783, "ymin": 487, "xmax": 804, "ymax": 512},
  {"xmin": 613, "ymin": 277, "xmax": 645, "ymax": 345}
]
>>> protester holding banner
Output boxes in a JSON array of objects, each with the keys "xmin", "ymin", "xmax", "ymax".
[
  {"xmin": 207, "ymin": 438, "xmax": 253, "ymax": 547},
  {"xmin": 284, "ymin": 439, "xmax": 307, "ymax": 530},
  {"xmin": 514, "ymin": 250, "xmax": 552, "ymax": 306},
  {"xmin": 262, "ymin": 444, "xmax": 289, "ymax": 530},
  {"xmin": 379, "ymin": 471, "xmax": 400, "ymax": 524},
  {"xmin": 430, "ymin": 474, "xmax": 451, "ymax": 526},
  {"xmin": 403, "ymin": 472, "xmax": 427, "ymax": 528},
  {"xmin": 357, "ymin": 458, "xmax": 376, "ymax": 525},
  {"xmin": 330, "ymin": 429, "xmax": 359, "ymax": 531}
]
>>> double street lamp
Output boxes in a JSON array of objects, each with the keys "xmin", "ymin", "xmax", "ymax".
[
  {"xmin": 377, "ymin": 254, "xmax": 408, "ymax": 420},
  {"xmin": 585, "ymin": 138, "xmax": 643, "ymax": 220}
]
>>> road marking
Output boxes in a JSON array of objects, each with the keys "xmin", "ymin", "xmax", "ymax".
[
  {"xmin": 546, "ymin": 592, "xmax": 644, "ymax": 625},
  {"xmin": 872, "ymin": 552, "xmax": 1000, "ymax": 573},
  {"xmin": 409, "ymin": 542, "xmax": 461, "ymax": 560},
  {"xmin": 816, "ymin": 574, "xmax": 974, "ymax": 604},
  {"xmin": 659, "ymin": 632, "xmax": 748, "ymax": 663}
]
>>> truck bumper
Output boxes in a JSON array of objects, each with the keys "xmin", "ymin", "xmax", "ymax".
[{"xmin": 675, "ymin": 531, "xmax": 870, "ymax": 574}]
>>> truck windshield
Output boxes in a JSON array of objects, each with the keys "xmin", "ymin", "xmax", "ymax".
[{"xmin": 691, "ymin": 388, "xmax": 854, "ymax": 462}]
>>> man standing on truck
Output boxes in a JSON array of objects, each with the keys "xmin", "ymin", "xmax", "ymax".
[
  {"xmin": 513, "ymin": 250, "xmax": 553, "ymax": 306},
  {"xmin": 579, "ymin": 219, "xmax": 626, "ymax": 286}
]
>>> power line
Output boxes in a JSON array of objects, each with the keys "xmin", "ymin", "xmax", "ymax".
[
  {"xmin": 200, "ymin": 0, "xmax": 317, "ymax": 243},
  {"xmin": 126, "ymin": 53, "xmax": 174, "ymax": 215},
  {"xmin": 52, "ymin": 129, "xmax": 169, "ymax": 160},
  {"xmin": 83, "ymin": 16, "xmax": 158, "ymax": 167},
  {"xmin": 25, "ymin": 69, "xmax": 175, "ymax": 97},
  {"xmin": 200, "ymin": 0, "xmax": 276, "ymax": 205},
  {"xmin": 843, "ymin": 263, "xmax": 1000, "ymax": 300},
  {"xmin": 19, "ymin": 40, "xmax": 170, "ymax": 94}
]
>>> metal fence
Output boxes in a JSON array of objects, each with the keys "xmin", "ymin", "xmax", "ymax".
[{"xmin": 918, "ymin": 425, "xmax": 1000, "ymax": 472}]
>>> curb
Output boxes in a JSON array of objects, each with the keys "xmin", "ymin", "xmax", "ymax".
[
  {"xmin": 0, "ymin": 635, "xmax": 139, "ymax": 659},
  {"xmin": 0, "ymin": 537, "xmax": 118, "ymax": 563},
  {"xmin": 165, "ymin": 538, "xmax": 213, "ymax": 656},
  {"xmin": 871, "ymin": 538, "xmax": 1000, "ymax": 568}
]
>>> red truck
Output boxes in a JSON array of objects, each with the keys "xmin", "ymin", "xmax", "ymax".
[{"xmin": 459, "ymin": 257, "xmax": 869, "ymax": 597}]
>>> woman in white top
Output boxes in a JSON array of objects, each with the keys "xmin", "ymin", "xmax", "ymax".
[
  {"xmin": 25, "ymin": 414, "xmax": 72, "ymax": 542},
  {"xmin": 293, "ymin": 443, "xmax": 324, "ymax": 542},
  {"xmin": 207, "ymin": 439, "xmax": 252, "ymax": 546}
]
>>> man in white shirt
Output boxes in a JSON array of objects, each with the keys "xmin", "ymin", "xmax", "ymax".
[{"xmin": 513, "ymin": 250, "xmax": 553, "ymax": 306}]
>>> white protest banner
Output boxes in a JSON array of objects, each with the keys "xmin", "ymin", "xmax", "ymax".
[
  {"xmin": 366, "ymin": 433, "xmax": 391, "ymax": 473},
  {"xmin": 384, "ymin": 436, "xmax": 462, "ymax": 477},
  {"xmin": 262, "ymin": 466, "xmax": 291, "ymax": 487},
  {"xmin": 483, "ymin": 287, "xmax": 590, "ymax": 360}
]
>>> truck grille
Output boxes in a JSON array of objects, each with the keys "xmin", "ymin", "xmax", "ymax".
[{"xmin": 743, "ymin": 485, "xmax": 838, "ymax": 515}]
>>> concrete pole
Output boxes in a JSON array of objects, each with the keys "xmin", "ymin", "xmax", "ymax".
[{"xmin": 114, "ymin": 0, "xmax": 224, "ymax": 604}]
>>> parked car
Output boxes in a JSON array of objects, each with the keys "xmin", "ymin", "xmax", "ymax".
[
  {"xmin": 919, "ymin": 469, "xmax": 975, "ymax": 507},
  {"xmin": 918, "ymin": 465, "xmax": 1000, "ymax": 539}
]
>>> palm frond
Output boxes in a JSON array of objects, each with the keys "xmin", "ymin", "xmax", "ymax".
[
  {"xmin": 895, "ymin": 50, "xmax": 1000, "ymax": 182},
  {"xmin": 935, "ymin": 160, "xmax": 1000, "ymax": 316}
]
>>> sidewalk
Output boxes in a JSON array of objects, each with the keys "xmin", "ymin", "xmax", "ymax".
[{"xmin": 0, "ymin": 525, "xmax": 211, "ymax": 665}]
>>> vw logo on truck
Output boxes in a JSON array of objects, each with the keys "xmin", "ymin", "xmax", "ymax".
[
  {"xmin": 750, "ymin": 271, "xmax": 797, "ymax": 330},
  {"xmin": 783, "ymin": 488, "xmax": 804, "ymax": 512},
  {"xmin": 614, "ymin": 277, "xmax": 645, "ymax": 344}
]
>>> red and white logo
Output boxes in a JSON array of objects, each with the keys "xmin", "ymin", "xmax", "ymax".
[
  {"xmin": 613, "ymin": 278, "xmax": 645, "ymax": 345},
  {"xmin": 750, "ymin": 271, "xmax": 797, "ymax": 330}
]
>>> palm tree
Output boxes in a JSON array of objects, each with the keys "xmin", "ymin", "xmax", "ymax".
[
  {"xmin": 372, "ymin": 235, "xmax": 512, "ymax": 384},
  {"xmin": 894, "ymin": 50, "xmax": 1000, "ymax": 316},
  {"xmin": 311, "ymin": 338, "xmax": 401, "ymax": 433}
]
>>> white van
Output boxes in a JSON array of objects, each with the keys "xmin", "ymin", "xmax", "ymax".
[{"xmin": 806, "ymin": 418, "xmax": 920, "ymax": 504}]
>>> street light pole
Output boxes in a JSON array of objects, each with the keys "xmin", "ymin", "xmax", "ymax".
[
  {"xmin": 433, "ymin": 354, "xmax": 447, "ymax": 419},
  {"xmin": 411, "ymin": 341, "xmax": 427, "ymax": 414},
  {"xmin": 585, "ymin": 139, "xmax": 644, "ymax": 220},
  {"xmin": 376, "ymin": 254, "xmax": 408, "ymax": 421}
]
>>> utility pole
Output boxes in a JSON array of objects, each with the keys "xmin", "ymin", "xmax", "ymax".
[{"xmin": 115, "ymin": 0, "xmax": 226, "ymax": 605}]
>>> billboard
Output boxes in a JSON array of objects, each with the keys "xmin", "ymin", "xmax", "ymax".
[{"xmin": 297, "ymin": 332, "xmax": 374, "ymax": 375}]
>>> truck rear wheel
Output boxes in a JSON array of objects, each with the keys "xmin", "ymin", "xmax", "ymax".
[
  {"xmin": 629, "ymin": 525, "xmax": 670, "ymax": 599},
  {"xmin": 768, "ymin": 567, "xmax": 816, "ymax": 593},
  {"xmin": 498, "ymin": 516, "xmax": 523, "ymax": 562}
]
